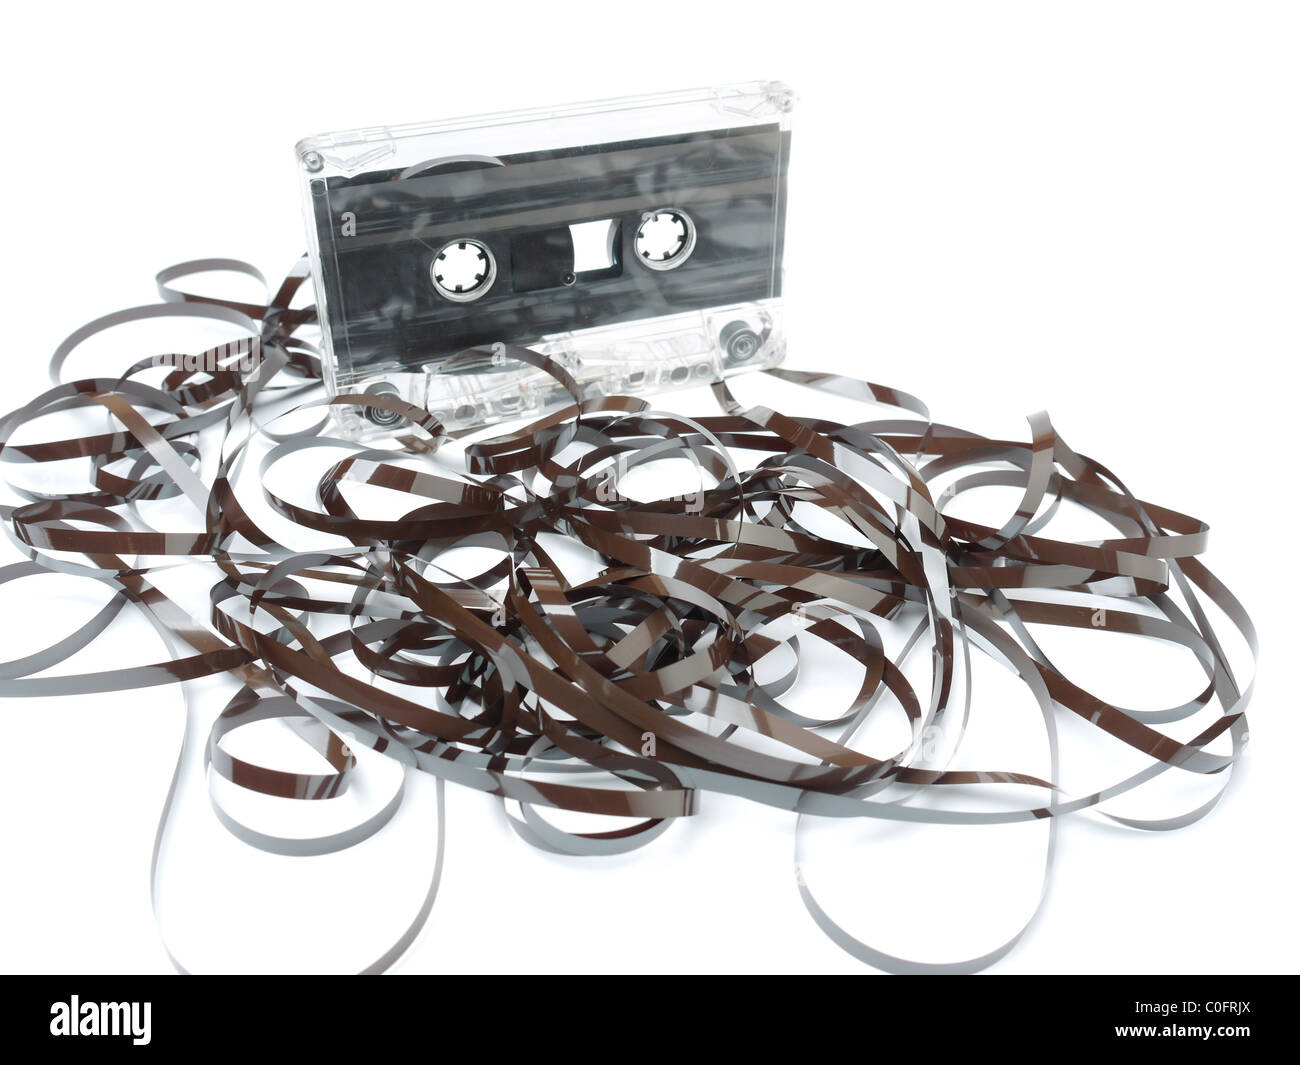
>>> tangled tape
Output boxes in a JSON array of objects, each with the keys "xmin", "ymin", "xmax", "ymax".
[{"xmin": 0, "ymin": 259, "xmax": 1256, "ymax": 973}]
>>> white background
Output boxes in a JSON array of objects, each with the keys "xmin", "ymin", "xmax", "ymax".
[{"xmin": 0, "ymin": 0, "xmax": 1296, "ymax": 974}]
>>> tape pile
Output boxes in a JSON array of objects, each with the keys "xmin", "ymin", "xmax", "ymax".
[{"xmin": 0, "ymin": 259, "xmax": 1255, "ymax": 973}]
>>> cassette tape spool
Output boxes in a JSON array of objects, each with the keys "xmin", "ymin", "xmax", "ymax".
[{"xmin": 297, "ymin": 81, "xmax": 794, "ymax": 436}]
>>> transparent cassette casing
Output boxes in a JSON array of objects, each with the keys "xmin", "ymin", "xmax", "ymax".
[{"xmin": 296, "ymin": 81, "xmax": 794, "ymax": 436}]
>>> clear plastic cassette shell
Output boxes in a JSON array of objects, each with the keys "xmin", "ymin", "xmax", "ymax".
[{"xmin": 296, "ymin": 81, "xmax": 794, "ymax": 436}]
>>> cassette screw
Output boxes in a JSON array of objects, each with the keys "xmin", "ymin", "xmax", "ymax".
[
  {"xmin": 720, "ymin": 320, "xmax": 761, "ymax": 362},
  {"xmin": 301, "ymin": 151, "xmax": 324, "ymax": 173},
  {"xmin": 362, "ymin": 382, "xmax": 402, "ymax": 428}
]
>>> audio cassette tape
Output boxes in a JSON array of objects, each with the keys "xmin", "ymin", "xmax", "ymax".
[{"xmin": 297, "ymin": 81, "xmax": 794, "ymax": 436}]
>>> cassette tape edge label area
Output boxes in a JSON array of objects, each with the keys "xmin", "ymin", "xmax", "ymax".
[{"xmin": 297, "ymin": 81, "xmax": 794, "ymax": 437}]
